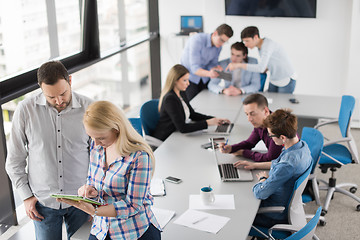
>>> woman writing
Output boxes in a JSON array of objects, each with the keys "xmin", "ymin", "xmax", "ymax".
[
  {"xmin": 58, "ymin": 101, "xmax": 161, "ymax": 240},
  {"xmin": 153, "ymin": 64, "xmax": 229, "ymax": 141},
  {"xmin": 234, "ymin": 109, "xmax": 312, "ymax": 228}
]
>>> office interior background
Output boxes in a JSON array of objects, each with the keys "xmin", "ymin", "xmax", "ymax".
[{"xmin": 0, "ymin": 0, "xmax": 359, "ymax": 238}]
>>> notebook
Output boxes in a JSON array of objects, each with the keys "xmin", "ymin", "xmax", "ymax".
[
  {"xmin": 177, "ymin": 16, "xmax": 203, "ymax": 36},
  {"xmin": 210, "ymin": 138, "xmax": 253, "ymax": 182}
]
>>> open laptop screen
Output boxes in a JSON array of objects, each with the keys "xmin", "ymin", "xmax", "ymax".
[{"xmin": 180, "ymin": 16, "xmax": 203, "ymax": 33}]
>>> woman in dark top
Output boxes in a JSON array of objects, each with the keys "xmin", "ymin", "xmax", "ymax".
[{"xmin": 152, "ymin": 64, "xmax": 229, "ymax": 141}]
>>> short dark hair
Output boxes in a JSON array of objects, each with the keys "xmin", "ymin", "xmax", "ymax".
[
  {"xmin": 241, "ymin": 26, "xmax": 260, "ymax": 39},
  {"xmin": 231, "ymin": 42, "xmax": 248, "ymax": 62},
  {"xmin": 216, "ymin": 24, "xmax": 233, "ymax": 38},
  {"xmin": 263, "ymin": 109, "xmax": 298, "ymax": 138},
  {"xmin": 243, "ymin": 93, "xmax": 268, "ymax": 108},
  {"xmin": 37, "ymin": 60, "xmax": 69, "ymax": 86}
]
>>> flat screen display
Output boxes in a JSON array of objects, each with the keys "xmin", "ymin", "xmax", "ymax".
[{"xmin": 225, "ymin": 0, "xmax": 317, "ymax": 18}]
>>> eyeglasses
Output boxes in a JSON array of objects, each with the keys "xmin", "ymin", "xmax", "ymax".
[{"xmin": 268, "ymin": 134, "xmax": 278, "ymax": 138}]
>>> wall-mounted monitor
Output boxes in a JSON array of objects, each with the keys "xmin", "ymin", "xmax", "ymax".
[{"xmin": 225, "ymin": 0, "xmax": 317, "ymax": 18}]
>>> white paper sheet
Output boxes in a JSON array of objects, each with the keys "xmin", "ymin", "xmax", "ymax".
[
  {"xmin": 152, "ymin": 207, "xmax": 175, "ymax": 229},
  {"xmin": 173, "ymin": 209, "xmax": 230, "ymax": 234},
  {"xmin": 189, "ymin": 194, "xmax": 235, "ymax": 210},
  {"xmin": 150, "ymin": 178, "xmax": 166, "ymax": 196}
]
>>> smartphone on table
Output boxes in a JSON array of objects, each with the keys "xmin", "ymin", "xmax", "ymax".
[{"xmin": 165, "ymin": 176, "xmax": 182, "ymax": 184}]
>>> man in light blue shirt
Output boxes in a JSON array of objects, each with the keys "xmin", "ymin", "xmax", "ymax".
[
  {"xmin": 208, "ymin": 42, "xmax": 260, "ymax": 95},
  {"xmin": 180, "ymin": 23, "xmax": 233, "ymax": 100}
]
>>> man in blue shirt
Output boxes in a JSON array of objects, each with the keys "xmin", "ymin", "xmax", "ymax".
[
  {"xmin": 208, "ymin": 42, "xmax": 260, "ymax": 95},
  {"xmin": 180, "ymin": 23, "xmax": 233, "ymax": 100}
]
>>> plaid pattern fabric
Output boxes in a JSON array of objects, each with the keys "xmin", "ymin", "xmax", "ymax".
[{"xmin": 87, "ymin": 141, "xmax": 160, "ymax": 240}]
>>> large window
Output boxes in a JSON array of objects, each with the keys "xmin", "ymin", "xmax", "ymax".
[{"xmin": 0, "ymin": 0, "xmax": 82, "ymax": 80}]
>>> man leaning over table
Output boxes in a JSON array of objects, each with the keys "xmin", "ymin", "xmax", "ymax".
[
  {"xmin": 5, "ymin": 60, "xmax": 93, "ymax": 240},
  {"xmin": 181, "ymin": 23, "xmax": 233, "ymax": 100},
  {"xmin": 219, "ymin": 93, "xmax": 282, "ymax": 163},
  {"xmin": 208, "ymin": 42, "xmax": 260, "ymax": 96}
]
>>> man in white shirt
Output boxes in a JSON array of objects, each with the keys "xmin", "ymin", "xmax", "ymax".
[
  {"xmin": 226, "ymin": 26, "xmax": 296, "ymax": 93},
  {"xmin": 5, "ymin": 61, "xmax": 93, "ymax": 240}
]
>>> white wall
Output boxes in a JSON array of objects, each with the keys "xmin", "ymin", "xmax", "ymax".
[{"xmin": 159, "ymin": 0, "xmax": 360, "ymax": 97}]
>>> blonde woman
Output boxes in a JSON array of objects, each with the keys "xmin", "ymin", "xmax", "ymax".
[
  {"xmin": 58, "ymin": 101, "xmax": 161, "ymax": 240},
  {"xmin": 152, "ymin": 64, "xmax": 229, "ymax": 141}
]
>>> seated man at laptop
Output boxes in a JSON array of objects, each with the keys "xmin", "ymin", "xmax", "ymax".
[
  {"xmin": 234, "ymin": 109, "xmax": 312, "ymax": 228},
  {"xmin": 219, "ymin": 93, "xmax": 282, "ymax": 162},
  {"xmin": 208, "ymin": 42, "xmax": 260, "ymax": 96},
  {"xmin": 152, "ymin": 64, "xmax": 230, "ymax": 141}
]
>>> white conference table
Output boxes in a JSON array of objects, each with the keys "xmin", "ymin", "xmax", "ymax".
[
  {"xmin": 152, "ymin": 93, "xmax": 261, "ymax": 239},
  {"xmin": 191, "ymin": 90, "xmax": 344, "ymax": 120},
  {"xmin": 152, "ymin": 90, "xmax": 355, "ymax": 239},
  {"xmin": 152, "ymin": 124, "xmax": 260, "ymax": 239}
]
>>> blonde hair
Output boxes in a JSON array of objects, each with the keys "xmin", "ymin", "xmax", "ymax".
[
  {"xmin": 83, "ymin": 101, "xmax": 155, "ymax": 176},
  {"xmin": 158, "ymin": 64, "xmax": 189, "ymax": 110}
]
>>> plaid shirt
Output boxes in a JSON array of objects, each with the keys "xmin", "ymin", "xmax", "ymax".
[{"xmin": 87, "ymin": 141, "xmax": 160, "ymax": 239}]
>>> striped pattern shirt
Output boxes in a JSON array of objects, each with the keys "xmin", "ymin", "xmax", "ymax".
[{"xmin": 87, "ymin": 141, "xmax": 161, "ymax": 239}]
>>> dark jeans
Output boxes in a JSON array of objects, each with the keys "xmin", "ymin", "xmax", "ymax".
[
  {"xmin": 268, "ymin": 78, "xmax": 296, "ymax": 93},
  {"xmin": 253, "ymin": 213, "xmax": 288, "ymax": 228},
  {"xmin": 88, "ymin": 224, "xmax": 161, "ymax": 240},
  {"xmin": 33, "ymin": 202, "xmax": 89, "ymax": 240},
  {"xmin": 185, "ymin": 80, "xmax": 208, "ymax": 101}
]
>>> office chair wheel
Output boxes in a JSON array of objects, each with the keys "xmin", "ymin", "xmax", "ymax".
[
  {"xmin": 319, "ymin": 220, "xmax": 326, "ymax": 226},
  {"xmin": 350, "ymin": 187, "xmax": 357, "ymax": 194},
  {"xmin": 356, "ymin": 204, "xmax": 360, "ymax": 212},
  {"xmin": 321, "ymin": 209, "xmax": 327, "ymax": 216}
]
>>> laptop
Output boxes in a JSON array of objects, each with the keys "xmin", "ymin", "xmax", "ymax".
[
  {"xmin": 211, "ymin": 138, "xmax": 254, "ymax": 182},
  {"xmin": 177, "ymin": 16, "xmax": 203, "ymax": 36},
  {"xmin": 205, "ymin": 106, "xmax": 241, "ymax": 135}
]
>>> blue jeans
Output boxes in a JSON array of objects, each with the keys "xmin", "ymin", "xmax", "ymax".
[
  {"xmin": 268, "ymin": 79, "xmax": 296, "ymax": 93},
  {"xmin": 88, "ymin": 223, "xmax": 161, "ymax": 240},
  {"xmin": 33, "ymin": 202, "xmax": 89, "ymax": 240}
]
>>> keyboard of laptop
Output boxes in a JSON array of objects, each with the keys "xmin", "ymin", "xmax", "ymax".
[
  {"xmin": 215, "ymin": 123, "xmax": 230, "ymax": 133},
  {"xmin": 219, "ymin": 163, "xmax": 239, "ymax": 179}
]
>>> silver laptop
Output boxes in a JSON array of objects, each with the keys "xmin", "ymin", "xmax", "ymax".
[
  {"xmin": 206, "ymin": 106, "xmax": 241, "ymax": 135},
  {"xmin": 211, "ymin": 138, "xmax": 253, "ymax": 182}
]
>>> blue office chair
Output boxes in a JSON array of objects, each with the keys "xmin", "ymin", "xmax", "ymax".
[
  {"xmin": 315, "ymin": 95, "xmax": 360, "ymax": 215},
  {"xmin": 249, "ymin": 165, "xmax": 312, "ymax": 239},
  {"xmin": 140, "ymin": 99, "xmax": 163, "ymax": 148},
  {"xmin": 265, "ymin": 207, "xmax": 322, "ymax": 240},
  {"xmin": 259, "ymin": 73, "xmax": 267, "ymax": 92},
  {"xmin": 129, "ymin": 117, "xmax": 143, "ymax": 136},
  {"xmin": 301, "ymin": 127, "xmax": 326, "ymax": 226}
]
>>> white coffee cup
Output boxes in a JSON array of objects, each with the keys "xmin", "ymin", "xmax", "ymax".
[{"xmin": 200, "ymin": 186, "xmax": 215, "ymax": 205}]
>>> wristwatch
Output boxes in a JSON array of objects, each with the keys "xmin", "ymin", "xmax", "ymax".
[{"xmin": 259, "ymin": 176, "xmax": 267, "ymax": 181}]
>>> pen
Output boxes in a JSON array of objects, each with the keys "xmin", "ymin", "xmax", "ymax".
[
  {"xmin": 192, "ymin": 216, "xmax": 207, "ymax": 224},
  {"xmin": 223, "ymin": 139, "xmax": 228, "ymax": 150}
]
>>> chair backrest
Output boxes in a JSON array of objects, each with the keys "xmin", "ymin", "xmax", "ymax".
[
  {"xmin": 129, "ymin": 117, "xmax": 143, "ymax": 136},
  {"xmin": 338, "ymin": 95, "xmax": 355, "ymax": 138},
  {"xmin": 287, "ymin": 165, "xmax": 312, "ymax": 228},
  {"xmin": 140, "ymin": 99, "xmax": 160, "ymax": 136},
  {"xmin": 338, "ymin": 95, "xmax": 359, "ymax": 164},
  {"xmin": 285, "ymin": 207, "xmax": 322, "ymax": 240},
  {"xmin": 301, "ymin": 127, "xmax": 324, "ymax": 174}
]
